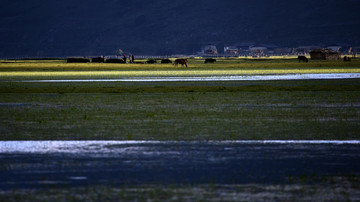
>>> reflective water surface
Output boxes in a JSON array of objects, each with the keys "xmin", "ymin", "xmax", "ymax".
[
  {"xmin": 1, "ymin": 140, "xmax": 360, "ymax": 154},
  {"xmin": 16, "ymin": 73, "xmax": 360, "ymax": 82},
  {"xmin": 1, "ymin": 141, "xmax": 359, "ymax": 189}
]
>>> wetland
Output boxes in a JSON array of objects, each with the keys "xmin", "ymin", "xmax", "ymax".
[
  {"xmin": 0, "ymin": 79, "xmax": 359, "ymax": 140},
  {"xmin": 1, "ymin": 58, "xmax": 360, "ymax": 200}
]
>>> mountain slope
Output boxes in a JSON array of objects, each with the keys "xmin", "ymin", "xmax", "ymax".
[{"xmin": 1, "ymin": 0, "xmax": 360, "ymax": 57}]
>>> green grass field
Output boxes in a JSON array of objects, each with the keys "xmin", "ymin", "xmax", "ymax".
[
  {"xmin": 1, "ymin": 81, "xmax": 360, "ymax": 140},
  {"xmin": 0, "ymin": 58, "xmax": 360, "ymax": 140},
  {"xmin": 1, "ymin": 58, "xmax": 360, "ymax": 80}
]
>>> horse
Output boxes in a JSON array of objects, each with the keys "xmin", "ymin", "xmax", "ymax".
[{"xmin": 174, "ymin": 58, "xmax": 188, "ymax": 67}]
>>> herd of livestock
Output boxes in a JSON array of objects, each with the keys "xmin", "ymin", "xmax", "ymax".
[
  {"xmin": 66, "ymin": 57, "xmax": 218, "ymax": 67},
  {"xmin": 67, "ymin": 55, "xmax": 353, "ymax": 66},
  {"xmin": 297, "ymin": 55, "xmax": 352, "ymax": 62}
]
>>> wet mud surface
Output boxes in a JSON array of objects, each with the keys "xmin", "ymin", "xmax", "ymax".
[{"xmin": 1, "ymin": 141, "xmax": 359, "ymax": 190}]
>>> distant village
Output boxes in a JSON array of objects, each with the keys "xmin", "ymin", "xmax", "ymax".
[
  {"xmin": 8, "ymin": 43, "xmax": 359, "ymax": 61},
  {"xmin": 198, "ymin": 43, "xmax": 358, "ymax": 59},
  {"xmin": 68, "ymin": 43, "xmax": 356, "ymax": 64}
]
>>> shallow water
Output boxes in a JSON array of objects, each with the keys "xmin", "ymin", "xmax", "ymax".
[
  {"xmin": 1, "ymin": 140, "xmax": 359, "ymax": 189},
  {"xmin": 16, "ymin": 73, "xmax": 360, "ymax": 82},
  {"xmin": 1, "ymin": 140, "xmax": 359, "ymax": 154}
]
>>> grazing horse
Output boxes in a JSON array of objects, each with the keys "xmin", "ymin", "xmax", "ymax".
[
  {"xmin": 174, "ymin": 58, "xmax": 188, "ymax": 67},
  {"xmin": 297, "ymin": 56, "xmax": 308, "ymax": 62}
]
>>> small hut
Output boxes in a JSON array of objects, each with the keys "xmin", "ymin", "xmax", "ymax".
[
  {"xmin": 224, "ymin": 46, "xmax": 239, "ymax": 54},
  {"xmin": 309, "ymin": 49, "xmax": 340, "ymax": 60},
  {"xmin": 202, "ymin": 45, "xmax": 218, "ymax": 55}
]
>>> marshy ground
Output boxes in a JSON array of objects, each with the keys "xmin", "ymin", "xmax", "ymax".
[
  {"xmin": 1, "ymin": 58, "xmax": 360, "ymax": 201},
  {"xmin": 1, "ymin": 79, "xmax": 359, "ymax": 140},
  {"xmin": 1, "ymin": 141, "xmax": 360, "ymax": 201}
]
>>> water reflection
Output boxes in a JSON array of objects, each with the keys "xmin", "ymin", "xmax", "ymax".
[
  {"xmin": 1, "ymin": 140, "xmax": 359, "ymax": 154},
  {"xmin": 1, "ymin": 140, "xmax": 360, "ymax": 189},
  {"xmin": 15, "ymin": 73, "xmax": 360, "ymax": 82}
]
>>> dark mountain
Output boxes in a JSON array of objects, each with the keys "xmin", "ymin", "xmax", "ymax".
[{"xmin": 1, "ymin": 0, "xmax": 360, "ymax": 57}]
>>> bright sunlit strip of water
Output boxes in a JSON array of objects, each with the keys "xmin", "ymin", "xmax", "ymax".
[
  {"xmin": 0, "ymin": 140, "xmax": 359, "ymax": 153},
  {"xmin": 15, "ymin": 73, "xmax": 360, "ymax": 82}
]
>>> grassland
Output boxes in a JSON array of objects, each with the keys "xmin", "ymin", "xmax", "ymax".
[
  {"xmin": 0, "ymin": 58, "xmax": 360, "ymax": 140},
  {"xmin": 1, "ymin": 58, "xmax": 360, "ymax": 80},
  {"xmin": 1, "ymin": 80, "xmax": 359, "ymax": 140}
]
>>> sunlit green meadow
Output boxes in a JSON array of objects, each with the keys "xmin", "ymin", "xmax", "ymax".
[{"xmin": 1, "ymin": 58, "xmax": 360, "ymax": 80}]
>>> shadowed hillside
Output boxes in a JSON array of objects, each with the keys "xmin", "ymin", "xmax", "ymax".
[{"xmin": 1, "ymin": 0, "xmax": 360, "ymax": 57}]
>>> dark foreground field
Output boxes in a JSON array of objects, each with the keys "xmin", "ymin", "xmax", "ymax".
[{"xmin": 0, "ymin": 79, "xmax": 359, "ymax": 140}]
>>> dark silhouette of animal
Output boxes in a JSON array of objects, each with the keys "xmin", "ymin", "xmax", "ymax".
[
  {"xmin": 91, "ymin": 57, "xmax": 105, "ymax": 63},
  {"xmin": 146, "ymin": 59, "xmax": 157, "ymax": 64},
  {"xmin": 161, "ymin": 59, "xmax": 172, "ymax": 64},
  {"xmin": 297, "ymin": 56, "xmax": 308, "ymax": 62},
  {"xmin": 105, "ymin": 58, "xmax": 125, "ymax": 63},
  {"xmin": 67, "ymin": 58, "xmax": 90, "ymax": 63},
  {"xmin": 205, "ymin": 58, "xmax": 216, "ymax": 63},
  {"xmin": 344, "ymin": 56, "xmax": 352, "ymax": 61},
  {"xmin": 174, "ymin": 59, "xmax": 188, "ymax": 67}
]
